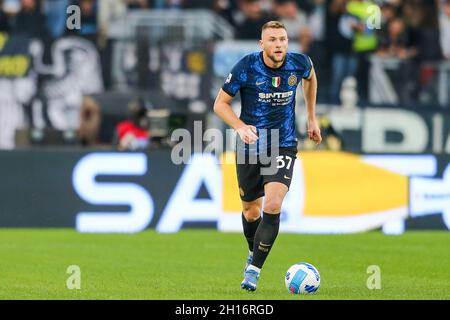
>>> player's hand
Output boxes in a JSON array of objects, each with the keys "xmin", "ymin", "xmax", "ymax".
[
  {"xmin": 236, "ymin": 124, "xmax": 258, "ymax": 144},
  {"xmin": 307, "ymin": 118, "xmax": 322, "ymax": 145}
]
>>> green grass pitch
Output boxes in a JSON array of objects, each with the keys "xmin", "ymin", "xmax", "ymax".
[{"xmin": 0, "ymin": 229, "xmax": 449, "ymax": 300}]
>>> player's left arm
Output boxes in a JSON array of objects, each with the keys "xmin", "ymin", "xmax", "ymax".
[{"xmin": 302, "ymin": 67, "xmax": 322, "ymax": 145}]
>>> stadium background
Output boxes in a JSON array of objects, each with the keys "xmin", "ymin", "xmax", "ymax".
[
  {"xmin": 0, "ymin": 0, "xmax": 450, "ymax": 302},
  {"xmin": 0, "ymin": 0, "xmax": 449, "ymax": 300}
]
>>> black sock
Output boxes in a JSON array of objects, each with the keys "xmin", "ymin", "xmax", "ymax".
[
  {"xmin": 251, "ymin": 212, "xmax": 280, "ymax": 269},
  {"xmin": 242, "ymin": 213, "xmax": 261, "ymax": 252}
]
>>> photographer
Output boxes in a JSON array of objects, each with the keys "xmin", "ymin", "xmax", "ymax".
[{"xmin": 114, "ymin": 97, "xmax": 151, "ymax": 151}]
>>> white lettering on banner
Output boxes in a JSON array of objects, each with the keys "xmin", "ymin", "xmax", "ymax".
[
  {"xmin": 166, "ymin": 49, "xmax": 182, "ymax": 72},
  {"xmin": 149, "ymin": 48, "xmax": 160, "ymax": 72},
  {"xmin": 325, "ymin": 106, "xmax": 450, "ymax": 154},
  {"xmin": 326, "ymin": 107, "xmax": 362, "ymax": 132},
  {"xmin": 219, "ymin": 154, "xmax": 450, "ymax": 234},
  {"xmin": 362, "ymin": 108, "xmax": 428, "ymax": 153},
  {"xmin": 432, "ymin": 113, "xmax": 443, "ymax": 154},
  {"xmin": 363, "ymin": 155, "xmax": 437, "ymax": 235},
  {"xmin": 445, "ymin": 132, "xmax": 450, "ymax": 153},
  {"xmin": 409, "ymin": 163, "xmax": 450, "ymax": 229},
  {"xmin": 156, "ymin": 153, "xmax": 221, "ymax": 233},
  {"xmin": 72, "ymin": 153, "xmax": 154, "ymax": 233},
  {"xmin": 161, "ymin": 71, "xmax": 200, "ymax": 99},
  {"xmin": 70, "ymin": 152, "xmax": 450, "ymax": 234},
  {"xmin": 362, "ymin": 155, "xmax": 437, "ymax": 176}
]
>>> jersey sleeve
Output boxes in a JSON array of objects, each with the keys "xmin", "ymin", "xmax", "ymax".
[
  {"xmin": 221, "ymin": 56, "xmax": 248, "ymax": 97},
  {"xmin": 299, "ymin": 53, "xmax": 313, "ymax": 79}
]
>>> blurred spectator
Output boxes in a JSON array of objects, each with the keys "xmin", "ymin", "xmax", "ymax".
[
  {"xmin": 11, "ymin": 0, "xmax": 48, "ymax": 39},
  {"xmin": 415, "ymin": 2, "xmax": 442, "ymax": 104},
  {"xmin": 151, "ymin": 0, "xmax": 183, "ymax": 9},
  {"xmin": 44, "ymin": 0, "xmax": 69, "ymax": 38},
  {"xmin": 98, "ymin": 0, "xmax": 126, "ymax": 38},
  {"xmin": 346, "ymin": 0, "xmax": 379, "ymax": 104},
  {"xmin": 272, "ymin": 0, "xmax": 307, "ymax": 39},
  {"xmin": 97, "ymin": 0, "xmax": 127, "ymax": 90},
  {"xmin": 0, "ymin": 0, "xmax": 11, "ymax": 32},
  {"xmin": 233, "ymin": 0, "xmax": 277, "ymax": 39},
  {"xmin": 327, "ymin": 0, "xmax": 357, "ymax": 104},
  {"xmin": 296, "ymin": 0, "xmax": 316, "ymax": 13},
  {"xmin": 415, "ymin": 1, "xmax": 441, "ymax": 62},
  {"xmin": 377, "ymin": 17, "xmax": 417, "ymax": 59},
  {"xmin": 440, "ymin": 0, "xmax": 450, "ymax": 60},
  {"xmin": 114, "ymin": 98, "xmax": 151, "ymax": 151},
  {"xmin": 298, "ymin": 25, "xmax": 313, "ymax": 53},
  {"xmin": 308, "ymin": 0, "xmax": 325, "ymax": 41},
  {"xmin": 78, "ymin": 95, "xmax": 102, "ymax": 146},
  {"xmin": 0, "ymin": 1, "xmax": 10, "ymax": 32},
  {"xmin": 379, "ymin": 2, "xmax": 396, "ymax": 27},
  {"xmin": 214, "ymin": 0, "xmax": 239, "ymax": 26},
  {"xmin": 183, "ymin": 0, "xmax": 216, "ymax": 9},
  {"xmin": 298, "ymin": 25, "xmax": 328, "ymax": 101},
  {"xmin": 398, "ymin": 1, "xmax": 440, "ymax": 62},
  {"xmin": 126, "ymin": 0, "xmax": 151, "ymax": 9},
  {"xmin": 376, "ymin": 17, "xmax": 419, "ymax": 103},
  {"xmin": 2, "ymin": 0, "xmax": 21, "ymax": 15}
]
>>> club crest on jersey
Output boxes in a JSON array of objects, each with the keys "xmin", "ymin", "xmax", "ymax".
[
  {"xmin": 288, "ymin": 75, "xmax": 297, "ymax": 86},
  {"xmin": 271, "ymin": 77, "xmax": 281, "ymax": 88}
]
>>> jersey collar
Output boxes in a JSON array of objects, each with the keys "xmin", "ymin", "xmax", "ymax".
[{"xmin": 259, "ymin": 51, "xmax": 287, "ymax": 71}]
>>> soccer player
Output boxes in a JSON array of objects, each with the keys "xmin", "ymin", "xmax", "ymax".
[{"xmin": 213, "ymin": 21, "xmax": 322, "ymax": 291}]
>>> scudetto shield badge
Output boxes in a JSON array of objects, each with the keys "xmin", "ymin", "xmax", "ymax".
[{"xmin": 271, "ymin": 77, "xmax": 281, "ymax": 87}]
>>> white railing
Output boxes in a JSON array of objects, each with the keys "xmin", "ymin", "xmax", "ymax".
[
  {"xmin": 370, "ymin": 55, "xmax": 450, "ymax": 107},
  {"xmin": 108, "ymin": 9, "xmax": 234, "ymax": 42}
]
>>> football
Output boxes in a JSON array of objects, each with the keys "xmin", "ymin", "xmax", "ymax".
[{"xmin": 285, "ymin": 262, "xmax": 320, "ymax": 294}]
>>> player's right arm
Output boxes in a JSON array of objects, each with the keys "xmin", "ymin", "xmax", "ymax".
[{"xmin": 213, "ymin": 88, "xmax": 258, "ymax": 145}]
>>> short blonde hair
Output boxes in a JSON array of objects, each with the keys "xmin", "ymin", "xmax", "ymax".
[{"xmin": 261, "ymin": 21, "xmax": 286, "ymax": 32}]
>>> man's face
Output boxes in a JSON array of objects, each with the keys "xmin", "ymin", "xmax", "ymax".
[
  {"xmin": 445, "ymin": 3, "xmax": 450, "ymax": 18},
  {"xmin": 298, "ymin": 28, "xmax": 312, "ymax": 46},
  {"xmin": 21, "ymin": 0, "xmax": 36, "ymax": 10},
  {"xmin": 259, "ymin": 27, "xmax": 289, "ymax": 64},
  {"xmin": 240, "ymin": 0, "xmax": 262, "ymax": 19},
  {"xmin": 81, "ymin": 0, "xmax": 94, "ymax": 14}
]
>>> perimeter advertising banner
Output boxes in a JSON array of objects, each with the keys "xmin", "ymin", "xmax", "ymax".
[
  {"xmin": 220, "ymin": 151, "xmax": 449, "ymax": 234},
  {"xmin": 322, "ymin": 106, "xmax": 450, "ymax": 154},
  {"xmin": 0, "ymin": 149, "xmax": 449, "ymax": 234}
]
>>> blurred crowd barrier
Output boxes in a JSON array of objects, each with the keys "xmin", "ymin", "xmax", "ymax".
[
  {"xmin": 1, "ymin": 7, "xmax": 450, "ymax": 150},
  {"xmin": 2, "ymin": 33, "xmax": 450, "ymax": 152}
]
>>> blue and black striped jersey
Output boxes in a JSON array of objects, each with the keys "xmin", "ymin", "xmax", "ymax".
[{"xmin": 222, "ymin": 51, "xmax": 313, "ymax": 153}]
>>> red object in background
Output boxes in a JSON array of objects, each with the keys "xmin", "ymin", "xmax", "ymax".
[
  {"xmin": 116, "ymin": 121, "xmax": 150, "ymax": 140},
  {"xmin": 420, "ymin": 65, "xmax": 435, "ymax": 86}
]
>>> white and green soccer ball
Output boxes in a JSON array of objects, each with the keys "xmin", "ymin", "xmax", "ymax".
[{"xmin": 285, "ymin": 262, "xmax": 320, "ymax": 294}]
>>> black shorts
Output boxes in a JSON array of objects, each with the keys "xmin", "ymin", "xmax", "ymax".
[{"xmin": 236, "ymin": 147, "xmax": 298, "ymax": 202}]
